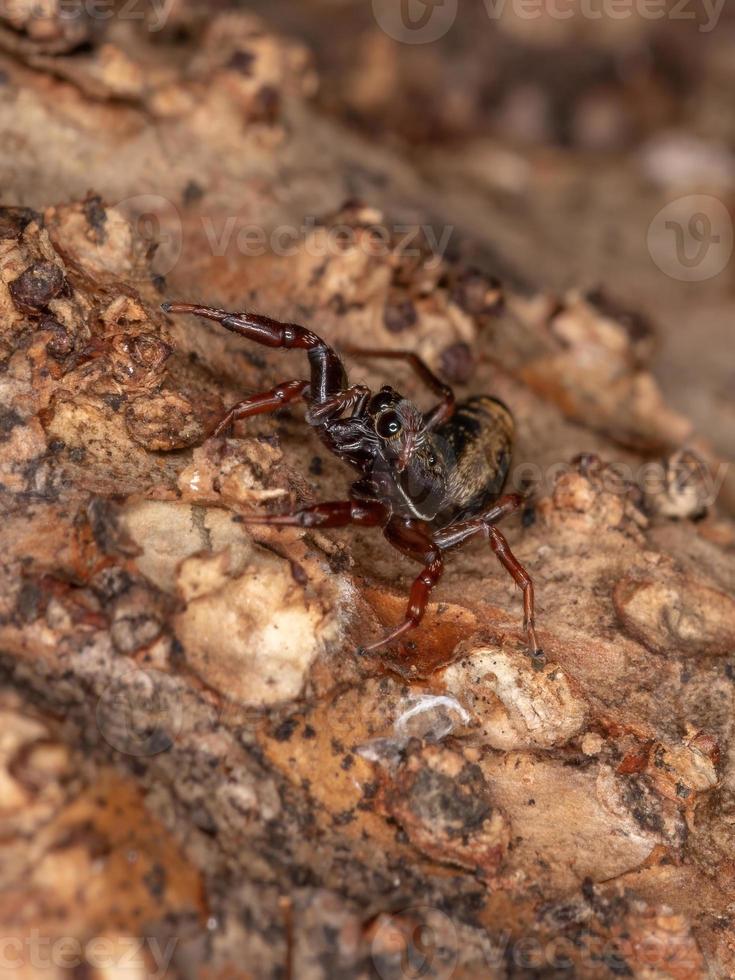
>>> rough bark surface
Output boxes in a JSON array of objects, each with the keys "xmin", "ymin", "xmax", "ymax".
[{"xmin": 1, "ymin": 4, "xmax": 735, "ymax": 978}]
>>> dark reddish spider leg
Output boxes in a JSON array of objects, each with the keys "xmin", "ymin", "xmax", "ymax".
[
  {"xmin": 238, "ymin": 498, "xmax": 389, "ymax": 529},
  {"xmin": 361, "ymin": 519, "xmax": 444, "ymax": 653},
  {"xmin": 431, "ymin": 493, "xmax": 542, "ymax": 658},
  {"xmin": 213, "ymin": 379, "xmax": 309, "ymax": 438},
  {"xmin": 363, "ymin": 496, "xmax": 527, "ymax": 653},
  {"xmin": 487, "ymin": 525, "xmax": 541, "ymax": 658},
  {"xmin": 343, "ymin": 347, "xmax": 455, "ymax": 429},
  {"xmin": 431, "ymin": 493, "xmax": 525, "ymax": 550},
  {"xmin": 162, "ymin": 303, "xmax": 347, "ymax": 402}
]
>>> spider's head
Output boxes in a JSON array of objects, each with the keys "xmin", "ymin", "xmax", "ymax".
[
  {"xmin": 368, "ymin": 386, "xmax": 449, "ymax": 520},
  {"xmin": 368, "ymin": 386, "xmax": 420, "ymax": 472}
]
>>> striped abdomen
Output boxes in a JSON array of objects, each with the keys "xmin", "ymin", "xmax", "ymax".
[{"xmin": 434, "ymin": 395, "xmax": 514, "ymax": 525}]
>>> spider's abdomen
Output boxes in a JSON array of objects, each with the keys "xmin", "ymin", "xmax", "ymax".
[{"xmin": 435, "ymin": 395, "xmax": 514, "ymax": 525}]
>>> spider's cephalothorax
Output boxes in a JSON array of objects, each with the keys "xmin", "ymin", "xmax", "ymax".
[{"xmin": 161, "ymin": 302, "xmax": 541, "ymax": 657}]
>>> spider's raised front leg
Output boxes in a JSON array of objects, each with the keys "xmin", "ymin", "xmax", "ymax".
[
  {"xmin": 305, "ymin": 385, "xmax": 370, "ymax": 424},
  {"xmin": 162, "ymin": 302, "xmax": 347, "ymax": 402}
]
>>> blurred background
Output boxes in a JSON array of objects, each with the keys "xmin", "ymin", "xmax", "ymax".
[
  {"xmin": 1, "ymin": 0, "xmax": 733, "ymax": 462},
  {"xmin": 238, "ymin": 0, "xmax": 735, "ymax": 458}
]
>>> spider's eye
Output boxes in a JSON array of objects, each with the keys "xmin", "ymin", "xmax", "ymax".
[
  {"xmin": 369, "ymin": 390, "xmax": 393, "ymax": 414},
  {"xmin": 376, "ymin": 411, "xmax": 403, "ymax": 439}
]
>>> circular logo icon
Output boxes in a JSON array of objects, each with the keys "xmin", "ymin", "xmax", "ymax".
[
  {"xmin": 96, "ymin": 666, "xmax": 183, "ymax": 756},
  {"xmin": 372, "ymin": 0, "xmax": 457, "ymax": 44},
  {"xmin": 371, "ymin": 906, "xmax": 458, "ymax": 980},
  {"xmin": 647, "ymin": 194, "xmax": 733, "ymax": 283},
  {"xmin": 90, "ymin": 193, "xmax": 183, "ymax": 283}
]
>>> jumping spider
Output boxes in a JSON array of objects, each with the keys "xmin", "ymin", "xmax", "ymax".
[{"xmin": 162, "ymin": 302, "xmax": 541, "ymax": 658}]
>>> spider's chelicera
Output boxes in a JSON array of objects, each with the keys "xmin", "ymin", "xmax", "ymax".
[{"xmin": 162, "ymin": 302, "xmax": 541, "ymax": 657}]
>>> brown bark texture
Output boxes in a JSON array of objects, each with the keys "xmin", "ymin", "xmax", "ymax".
[{"xmin": 1, "ymin": 2, "xmax": 735, "ymax": 978}]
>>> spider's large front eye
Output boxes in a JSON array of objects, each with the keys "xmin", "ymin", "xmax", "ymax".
[{"xmin": 376, "ymin": 411, "xmax": 403, "ymax": 439}]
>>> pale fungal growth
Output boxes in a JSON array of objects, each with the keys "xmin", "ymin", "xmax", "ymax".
[
  {"xmin": 442, "ymin": 644, "xmax": 588, "ymax": 750},
  {"xmin": 354, "ymin": 737, "xmax": 405, "ymax": 770},
  {"xmin": 393, "ymin": 693, "xmax": 472, "ymax": 741},
  {"xmin": 355, "ymin": 692, "xmax": 471, "ymax": 769}
]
